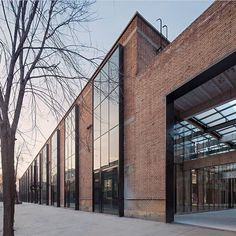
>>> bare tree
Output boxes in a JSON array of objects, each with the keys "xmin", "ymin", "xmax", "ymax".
[{"xmin": 0, "ymin": 0, "xmax": 99, "ymax": 235}]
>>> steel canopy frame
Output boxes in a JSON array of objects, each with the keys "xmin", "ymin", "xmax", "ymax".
[{"xmin": 165, "ymin": 50, "xmax": 236, "ymax": 223}]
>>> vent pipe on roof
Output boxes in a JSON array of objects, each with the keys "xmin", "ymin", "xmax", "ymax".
[
  {"xmin": 156, "ymin": 18, "xmax": 163, "ymax": 53},
  {"xmin": 156, "ymin": 18, "xmax": 163, "ymax": 34},
  {"xmin": 156, "ymin": 18, "xmax": 168, "ymax": 53},
  {"xmin": 163, "ymin": 25, "xmax": 168, "ymax": 39}
]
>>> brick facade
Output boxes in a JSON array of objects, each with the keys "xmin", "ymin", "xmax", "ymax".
[{"xmin": 19, "ymin": 1, "xmax": 236, "ymax": 222}]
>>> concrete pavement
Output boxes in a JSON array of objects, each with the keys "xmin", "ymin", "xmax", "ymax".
[{"xmin": 0, "ymin": 203, "xmax": 235, "ymax": 236}]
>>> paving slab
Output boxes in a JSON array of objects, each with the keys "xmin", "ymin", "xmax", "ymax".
[
  {"xmin": 0, "ymin": 203, "xmax": 235, "ymax": 236},
  {"xmin": 175, "ymin": 209, "xmax": 236, "ymax": 232}
]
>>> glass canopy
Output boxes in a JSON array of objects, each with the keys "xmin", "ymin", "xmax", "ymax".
[{"xmin": 174, "ymin": 100, "xmax": 236, "ymax": 161}]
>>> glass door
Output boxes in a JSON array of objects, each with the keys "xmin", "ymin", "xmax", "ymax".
[{"xmin": 101, "ymin": 167, "xmax": 118, "ymax": 214}]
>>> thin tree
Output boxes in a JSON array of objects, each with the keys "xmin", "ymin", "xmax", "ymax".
[{"xmin": 0, "ymin": 1, "xmax": 99, "ymax": 235}]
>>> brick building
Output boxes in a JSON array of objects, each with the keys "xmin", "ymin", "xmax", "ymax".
[{"xmin": 19, "ymin": 1, "xmax": 236, "ymax": 223}]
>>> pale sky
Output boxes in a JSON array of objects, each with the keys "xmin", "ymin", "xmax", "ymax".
[{"xmin": 13, "ymin": 0, "xmax": 214, "ymax": 177}]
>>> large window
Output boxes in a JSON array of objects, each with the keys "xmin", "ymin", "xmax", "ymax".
[
  {"xmin": 36, "ymin": 155, "xmax": 41, "ymax": 204},
  {"xmin": 65, "ymin": 108, "xmax": 76, "ymax": 208},
  {"xmin": 93, "ymin": 46, "xmax": 121, "ymax": 214},
  {"xmin": 93, "ymin": 47, "xmax": 120, "ymax": 171},
  {"xmin": 51, "ymin": 130, "xmax": 60, "ymax": 206},
  {"xmin": 41, "ymin": 145, "xmax": 48, "ymax": 205}
]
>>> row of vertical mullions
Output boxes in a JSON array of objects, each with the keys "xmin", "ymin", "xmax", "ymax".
[
  {"xmin": 19, "ymin": 129, "xmax": 61, "ymax": 207},
  {"xmin": 64, "ymin": 107, "xmax": 76, "ymax": 209},
  {"xmin": 189, "ymin": 165, "xmax": 236, "ymax": 212},
  {"xmin": 92, "ymin": 44, "xmax": 124, "ymax": 216}
]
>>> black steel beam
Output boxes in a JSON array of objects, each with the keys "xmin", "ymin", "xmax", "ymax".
[
  {"xmin": 57, "ymin": 129, "xmax": 61, "ymax": 207},
  {"xmin": 165, "ymin": 97, "xmax": 175, "ymax": 223},
  {"xmin": 75, "ymin": 105, "xmax": 80, "ymax": 210},
  {"xmin": 168, "ymin": 50, "xmax": 236, "ymax": 102},
  {"xmin": 39, "ymin": 153, "xmax": 42, "ymax": 204},
  {"xmin": 46, "ymin": 144, "xmax": 49, "ymax": 205},
  {"xmin": 118, "ymin": 45, "xmax": 124, "ymax": 217}
]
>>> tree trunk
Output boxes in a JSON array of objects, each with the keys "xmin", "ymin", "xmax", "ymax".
[{"xmin": 1, "ymin": 127, "xmax": 16, "ymax": 236}]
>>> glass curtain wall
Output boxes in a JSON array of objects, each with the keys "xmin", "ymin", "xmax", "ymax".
[
  {"xmin": 174, "ymin": 100, "xmax": 236, "ymax": 214},
  {"xmin": 51, "ymin": 130, "xmax": 60, "ymax": 206},
  {"xmin": 37, "ymin": 155, "xmax": 41, "ymax": 204},
  {"xmin": 33, "ymin": 159, "xmax": 38, "ymax": 203},
  {"xmin": 28, "ymin": 166, "xmax": 32, "ymax": 202},
  {"xmin": 41, "ymin": 145, "xmax": 48, "ymax": 205},
  {"xmin": 93, "ymin": 46, "xmax": 120, "ymax": 214},
  {"xmin": 65, "ymin": 108, "xmax": 76, "ymax": 208},
  {"xmin": 31, "ymin": 164, "xmax": 34, "ymax": 203}
]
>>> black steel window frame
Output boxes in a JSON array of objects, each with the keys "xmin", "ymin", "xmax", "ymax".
[
  {"xmin": 92, "ymin": 44, "xmax": 124, "ymax": 216},
  {"xmin": 75, "ymin": 105, "xmax": 80, "ymax": 210},
  {"xmin": 56, "ymin": 129, "xmax": 61, "ymax": 207},
  {"xmin": 51, "ymin": 129, "xmax": 61, "ymax": 207},
  {"xmin": 46, "ymin": 144, "xmax": 49, "ymax": 205},
  {"xmin": 166, "ymin": 50, "xmax": 236, "ymax": 223},
  {"xmin": 64, "ymin": 105, "xmax": 79, "ymax": 209}
]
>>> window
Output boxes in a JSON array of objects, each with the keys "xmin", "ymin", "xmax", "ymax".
[
  {"xmin": 41, "ymin": 145, "xmax": 48, "ymax": 205},
  {"xmin": 65, "ymin": 107, "xmax": 76, "ymax": 208},
  {"xmin": 93, "ymin": 47, "xmax": 120, "ymax": 170},
  {"xmin": 51, "ymin": 130, "xmax": 59, "ymax": 206},
  {"xmin": 93, "ymin": 46, "xmax": 121, "ymax": 214}
]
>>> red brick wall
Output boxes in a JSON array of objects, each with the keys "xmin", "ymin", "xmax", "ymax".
[
  {"xmin": 77, "ymin": 84, "xmax": 93, "ymax": 211},
  {"xmin": 124, "ymin": 1, "xmax": 236, "ymax": 221}
]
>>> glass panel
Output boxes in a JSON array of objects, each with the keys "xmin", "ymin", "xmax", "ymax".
[
  {"xmin": 94, "ymin": 172, "xmax": 100, "ymax": 212},
  {"xmin": 41, "ymin": 146, "xmax": 47, "ymax": 205},
  {"xmin": 51, "ymin": 131, "xmax": 58, "ymax": 206},
  {"xmin": 227, "ymin": 113, "xmax": 236, "ymax": 120},
  {"xmin": 101, "ymin": 63, "xmax": 109, "ymax": 101},
  {"xmin": 109, "ymin": 48, "xmax": 119, "ymax": 92},
  {"xmin": 191, "ymin": 169, "xmax": 198, "ymax": 212},
  {"xmin": 92, "ymin": 46, "xmax": 120, "ymax": 215},
  {"xmin": 101, "ymin": 133, "xmax": 109, "ymax": 167},
  {"xmin": 101, "ymin": 98, "xmax": 109, "ymax": 135},
  {"xmin": 64, "ymin": 108, "xmax": 76, "ymax": 208},
  {"xmin": 94, "ymin": 74, "xmax": 101, "ymax": 108},
  {"xmin": 94, "ymin": 106, "xmax": 100, "ymax": 140},
  {"xmin": 94, "ymin": 140, "xmax": 100, "ymax": 170},
  {"xmin": 110, "ymin": 126, "xmax": 119, "ymax": 164},
  {"xmin": 195, "ymin": 109, "xmax": 215, "ymax": 120},
  {"xmin": 201, "ymin": 113, "xmax": 223, "ymax": 124},
  {"xmin": 101, "ymin": 168, "xmax": 118, "ymax": 214},
  {"xmin": 109, "ymin": 87, "xmax": 119, "ymax": 129},
  {"xmin": 221, "ymin": 108, "xmax": 236, "ymax": 117}
]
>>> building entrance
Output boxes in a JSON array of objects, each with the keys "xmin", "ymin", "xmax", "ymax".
[{"xmin": 171, "ymin": 63, "xmax": 236, "ymax": 216}]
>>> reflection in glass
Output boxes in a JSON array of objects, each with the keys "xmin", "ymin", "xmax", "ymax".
[
  {"xmin": 110, "ymin": 127, "xmax": 119, "ymax": 164},
  {"xmin": 176, "ymin": 163, "xmax": 236, "ymax": 214},
  {"xmin": 65, "ymin": 108, "xmax": 76, "ymax": 208},
  {"xmin": 94, "ymin": 107, "xmax": 101, "ymax": 140},
  {"xmin": 109, "ymin": 87, "xmax": 119, "ymax": 129},
  {"xmin": 41, "ymin": 146, "xmax": 47, "ymax": 205},
  {"xmin": 101, "ymin": 133, "xmax": 109, "ymax": 167},
  {"xmin": 94, "ymin": 140, "xmax": 100, "ymax": 170},
  {"xmin": 109, "ymin": 49, "xmax": 119, "ymax": 92},
  {"xmin": 102, "ymin": 168, "xmax": 118, "ymax": 214},
  {"xmin": 94, "ymin": 74, "xmax": 101, "ymax": 108},
  {"xmin": 101, "ymin": 63, "xmax": 109, "ymax": 101},
  {"xmin": 101, "ymin": 98, "xmax": 109, "ymax": 135},
  {"xmin": 51, "ymin": 131, "xmax": 58, "ymax": 206},
  {"xmin": 93, "ymin": 47, "xmax": 121, "ymax": 215},
  {"xmin": 94, "ymin": 172, "xmax": 100, "ymax": 212}
]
